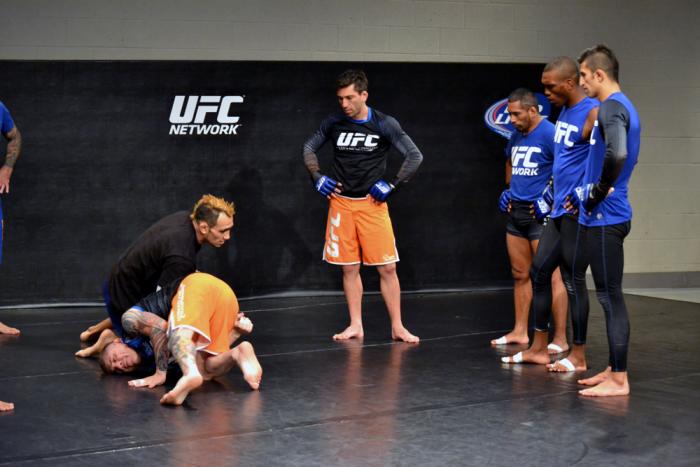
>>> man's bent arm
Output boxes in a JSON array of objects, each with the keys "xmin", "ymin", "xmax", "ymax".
[
  {"xmin": 122, "ymin": 310, "xmax": 170, "ymax": 387},
  {"xmin": 3, "ymin": 127, "xmax": 21, "ymax": 169},
  {"xmin": 302, "ymin": 116, "xmax": 336, "ymax": 181},
  {"xmin": 0, "ymin": 127, "xmax": 21, "ymax": 192},
  {"xmin": 381, "ymin": 116, "xmax": 423, "ymax": 187}
]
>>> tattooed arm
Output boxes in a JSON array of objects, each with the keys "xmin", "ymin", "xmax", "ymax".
[
  {"xmin": 1, "ymin": 126, "xmax": 21, "ymax": 194},
  {"xmin": 121, "ymin": 309, "xmax": 169, "ymax": 388}
]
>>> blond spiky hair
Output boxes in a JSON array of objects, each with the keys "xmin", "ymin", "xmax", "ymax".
[{"xmin": 190, "ymin": 194, "xmax": 235, "ymax": 226}]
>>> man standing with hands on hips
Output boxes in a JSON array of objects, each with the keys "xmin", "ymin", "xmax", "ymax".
[{"xmin": 302, "ymin": 70, "xmax": 423, "ymax": 343}]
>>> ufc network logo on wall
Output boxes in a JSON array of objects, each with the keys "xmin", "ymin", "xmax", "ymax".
[{"xmin": 169, "ymin": 95, "xmax": 244, "ymax": 135}]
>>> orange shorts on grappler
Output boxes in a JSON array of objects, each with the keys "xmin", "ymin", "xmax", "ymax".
[
  {"xmin": 323, "ymin": 195, "xmax": 399, "ymax": 266},
  {"xmin": 169, "ymin": 272, "xmax": 239, "ymax": 355}
]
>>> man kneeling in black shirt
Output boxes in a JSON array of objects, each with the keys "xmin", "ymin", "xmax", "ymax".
[{"xmin": 76, "ymin": 194, "xmax": 235, "ymax": 349}]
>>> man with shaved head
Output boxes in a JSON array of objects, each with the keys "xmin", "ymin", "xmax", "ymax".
[{"xmin": 501, "ymin": 57, "xmax": 599, "ymax": 372}]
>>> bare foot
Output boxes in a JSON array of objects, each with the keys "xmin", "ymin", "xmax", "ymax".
[
  {"xmin": 75, "ymin": 348, "xmax": 94, "ymax": 358},
  {"xmin": 392, "ymin": 326, "xmax": 419, "ymax": 344},
  {"xmin": 491, "ymin": 331, "xmax": 529, "ymax": 346},
  {"xmin": 501, "ymin": 348, "xmax": 550, "ymax": 365},
  {"xmin": 79, "ymin": 324, "xmax": 104, "ymax": 342},
  {"xmin": 235, "ymin": 341, "xmax": 263, "ymax": 390},
  {"xmin": 0, "ymin": 322, "xmax": 20, "ymax": 336},
  {"xmin": 547, "ymin": 357, "xmax": 586, "ymax": 372},
  {"xmin": 579, "ymin": 375, "xmax": 629, "ymax": 397},
  {"xmin": 160, "ymin": 373, "xmax": 203, "ymax": 406},
  {"xmin": 578, "ymin": 367, "xmax": 611, "ymax": 386},
  {"xmin": 0, "ymin": 400, "xmax": 14, "ymax": 411},
  {"xmin": 79, "ymin": 330, "xmax": 93, "ymax": 342},
  {"xmin": 333, "ymin": 325, "xmax": 364, "ymax": 341}
]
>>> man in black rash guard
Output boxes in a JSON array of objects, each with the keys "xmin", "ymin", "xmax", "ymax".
[
  {"xmin": 570, "ymin": 45, "xmax": 641, "ymax": 397},
  {"xmin": 302, "ymin": 69, "xmax": 423, "ymax": 343},
  {"xmin": 77, "ymin": 194, "xmax": 235, "ymax": 346}
]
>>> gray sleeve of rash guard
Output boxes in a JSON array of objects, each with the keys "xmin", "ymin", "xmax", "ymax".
[
  {"xmin": 301, "ymin": 117, "xmax": 334, "ymax": 182},
  {"xmin": 381, "ymin": 115, "xmax": 424, "ymax": 186}
]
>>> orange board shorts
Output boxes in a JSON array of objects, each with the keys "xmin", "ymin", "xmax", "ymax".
[
  {"xmin": 168, "ymin": 272, "xmax": 239, "ymax": 355},
  {"xmin": 323, "ymin": 195, "xmax": 399, "ymax": 266}
]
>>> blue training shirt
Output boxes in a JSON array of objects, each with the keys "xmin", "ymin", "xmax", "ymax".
[
  {"xmin": 505, "ymin": 119, "xmax": 555, "ymax": 201},
  {"xmin": 0, "ymin": 101, "xmax": 15, "ymax": 134},
  {"xmin": 551, "ymin": 96, "xmax": 599, "ymax": 218},
  {"xmin": 579, "ymin": 92, "xmax": 641, "ymax": 226}
]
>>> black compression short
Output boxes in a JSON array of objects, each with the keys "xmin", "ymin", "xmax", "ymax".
[{"xmin": 506, "ymin": 200, "xmax": 544, "ymax": 240}]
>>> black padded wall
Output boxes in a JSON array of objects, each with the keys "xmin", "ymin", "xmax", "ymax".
[{"xmin": 0, "ymin": 61, "xmax": 545, "ymax": 304}]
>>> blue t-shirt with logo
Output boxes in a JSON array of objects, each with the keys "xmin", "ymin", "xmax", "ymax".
[
  {"xmin": 551, "ymin": 96, "xmax": 599, "ymax": 218},
  {"xmin": 505, "ymin": 119, "xmax": 555, "ymax": 201},
  {"xmin": 579, "ymin": 92, "xmax": 641, "ymax": 226}
]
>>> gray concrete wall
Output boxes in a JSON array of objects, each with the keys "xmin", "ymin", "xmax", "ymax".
[{"xmin": 1, "ymin": 0, "xmax": 698, "ymax": 276}]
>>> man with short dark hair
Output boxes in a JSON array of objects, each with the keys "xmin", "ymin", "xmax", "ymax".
[
  {"xmin": 501, "ymin": 57, "xmax": 599, "ymax": 371},
  {"xmin": 302, "ymin": 69, "xmax": 423, "ymax": 343},
  {"xmin": 570, "ymin": 44, "xmax": 641, "ymax": 396},
  {"xmin": 78, "ymin": 195, "xmax": 235, "ymax": 360},
  {"xmin": 491, "ymin": 88, "xmax": 568, "ymax": 353}
]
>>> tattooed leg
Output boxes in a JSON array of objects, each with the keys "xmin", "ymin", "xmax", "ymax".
[
  {"xmin": 121, "ymin": 309, "xmax": 169, "ymax": 388},
  {"xmin": 161, "ymin": 328, "xmax": 203, "ymax": 405}
]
